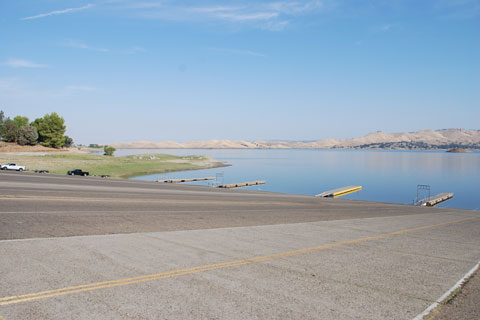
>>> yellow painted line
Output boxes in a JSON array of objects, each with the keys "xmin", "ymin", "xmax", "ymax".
[{"xmin": 0, "ymin": 216, "xmax": 476, "ymax": 306}]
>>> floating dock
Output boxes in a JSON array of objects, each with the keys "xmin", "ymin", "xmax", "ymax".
[
  {"xmin": 218, "ymin": 180, "xmax": 266, "ymax": 189},
  {"xmin": 418, "ymin": 193, "xmax": 454, "ymax": 207},
  {"xmin": 316, "ymin": 186, "xmax": 362, "ymax": 198},
  {"xmin": 157, "ymin": 177, "xmax": 216, "ymax": 183}
]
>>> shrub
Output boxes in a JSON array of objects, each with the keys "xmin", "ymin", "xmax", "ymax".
[
  {"xmin": 63, "ymin": 136, "xmax": 74, "ymax": 148},
  {"xmin": 17, "ymin": 125, "xmax": 39, "ymax": 145},
  {"xmin": 0, "ymin": 119, "xmax": 19, "ymax": 142},
  {"xmin": 0, "ymin": 110, "xmax": 4, "ymax": 139},
  {"xmin": 104, "ymin": 146, "xmax": 116, "ymax": 156}
]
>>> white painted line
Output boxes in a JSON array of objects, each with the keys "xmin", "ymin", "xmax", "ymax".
[{"xmin": 412, "ymin": 261, "xmax": 480, "ymax": 320}]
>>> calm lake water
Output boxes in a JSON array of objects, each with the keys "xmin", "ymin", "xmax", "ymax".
[{"xmin": 118, "ymin": 149, "xmax": 480, "ymax": 211}]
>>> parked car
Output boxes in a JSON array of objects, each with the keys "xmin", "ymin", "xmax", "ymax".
[
  {"xmin": 0, "ymin": 163, "xmax": 26, "ymax": 171},
  {"xmin": 67, "ymin": 169, "xmax": 89, "ymax": 176}
]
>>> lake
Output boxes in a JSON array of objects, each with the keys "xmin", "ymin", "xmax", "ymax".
[{"xmin": 117, "ymin": 149, "xmax": 480, "ymax": 211}]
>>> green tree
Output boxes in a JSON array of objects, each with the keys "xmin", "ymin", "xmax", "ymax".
[
  {"xmin": 31, "ymin": 113, "xmax": 66, "ymax": 148},
  {"xmin": 63, "ymin": 136, "xmax": 73, "ymax": 148},
  {"xmin": 17, "ymin": 125, "xmax": 38, "ymax": 145},
  {"xmin": 13, "ymin": 116, "xmax": 29, "ymax": 128},
  {"xmin": 104, "ymin": 145, "xmax": 116, "ymax": 156},
  {"xmin": 0, "ymin": 119, "xmax": 19, "ymax": 142},
  {"xmin": 0, "ymin": 110, "xmax": 4, "ymax": 140}
]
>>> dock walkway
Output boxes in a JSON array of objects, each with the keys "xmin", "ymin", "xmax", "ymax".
[
  {"xmin": 419, "ymin": 193, "xmax": 454, "ymax": 207},
  {"xmin": 218, "ymin": 180, "xmax": 266, "ymax": 189}
]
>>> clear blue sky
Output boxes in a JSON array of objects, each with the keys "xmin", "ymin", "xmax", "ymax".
[{"xmin": 1, "ymin": 0, "xmax": 479, "ymax": 144}]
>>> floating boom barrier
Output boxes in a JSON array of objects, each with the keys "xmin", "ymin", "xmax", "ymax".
[
  {"xmin": 316, "ymin": 186, "xmax": 362, "ymax": 198},
  {"xmin": 218, "ymin": 181, "xmax": 266, "ymax": 189},
  {"xmin": 157, "ymin": 177, "xmax": 216, "ymax": 183}
]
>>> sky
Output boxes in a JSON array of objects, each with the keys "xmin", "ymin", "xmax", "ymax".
[{"xmin": 1, "ymin": 0, "xmax": 479, "ymax": 144}]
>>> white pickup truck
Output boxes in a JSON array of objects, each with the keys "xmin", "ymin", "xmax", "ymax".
[{"xmin": 0, "ymin": 163, "xmax": 26, "ymax": 171}]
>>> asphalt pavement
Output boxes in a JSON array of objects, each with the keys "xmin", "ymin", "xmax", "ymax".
[
  {"xmin": 0, "ymin": 171, "xmax": 468, "ymax": 240},
  {"xmin": 1, "ymin": 171, "xmax": 479, "ymax": 319}
]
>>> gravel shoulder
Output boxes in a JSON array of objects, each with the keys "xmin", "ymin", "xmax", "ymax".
[{"xmin": 429, "ymin": 268, "xmax": 480, "ymax": 320}]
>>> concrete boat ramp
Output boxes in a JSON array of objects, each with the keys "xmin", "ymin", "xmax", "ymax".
[{"xmin": 1, "ymin": 172, "xmax": 479, "ymax": 319}]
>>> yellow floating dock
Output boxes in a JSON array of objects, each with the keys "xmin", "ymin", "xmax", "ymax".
[{"xmin": 316, "ymin": 186, "xmax": 362, "ymax": 198}]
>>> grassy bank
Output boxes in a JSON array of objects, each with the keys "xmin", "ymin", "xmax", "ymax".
[{"xmin": 0, "ymin": 153, "xmax": 226, "ymax": 178}]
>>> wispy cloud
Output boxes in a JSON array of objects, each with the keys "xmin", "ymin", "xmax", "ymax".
[
  {"xmin": 265, "ymin": 1, "xmax": 324, "ymax": 14},
  {"xmin": 4, "ymin": 58, "xmax": 48, "ymax": 68},
  {"xmin": 190, "ymin": 1, "xmax": 322, "ymax": 22},
  {"xmin": 125, "ymin": 2, "xmax": 165, "ymax": 9},
  {"xmin": 210, "ymin": 48, "xmax": 267, "ymax": 57},
  {"xmin": 118, "ymin": 1, "xmax": 325, "ymax": 30},
  {"xmin": 215, "ymin": 12, "xmax": 279, "ymax": 21},
  {"xmin": 64, "ymin": 40, "xmax": 109, "ymax": 52},
  {"xmin": 126, "ymin": 46, "xmax": 147, "ymax": 54},
  {"xmin": 262, "ymin": 20, "xmax": 290, "ymax": 31},
  {"xmin": 64, "ymin": 40, "xmax": 146, "ymax": 54},
  {"xmin": 189, "ymin": 6, "xmax": 243, "ymax": 13},
  {"xmin": 21, "ymin": 4, "xmax": 94, "ymax": 21}
]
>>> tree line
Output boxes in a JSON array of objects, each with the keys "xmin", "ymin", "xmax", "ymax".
[{"xmin": 0, "ymin": 111, "xmax": 72, "ymax": 149}]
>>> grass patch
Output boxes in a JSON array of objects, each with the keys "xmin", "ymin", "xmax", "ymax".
[{"xmin": 0, "ymin": 153, "xmax": 224, "ymax": 178}]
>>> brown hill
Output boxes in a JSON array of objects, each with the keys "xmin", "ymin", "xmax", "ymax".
[{"xmin": 111, "ymin": 129, "xmax": 480, "ymax": 150}]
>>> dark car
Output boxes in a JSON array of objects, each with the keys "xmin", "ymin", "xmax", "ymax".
[{"xmin": 67, "ymin": 169, "xmax": 89, "ymax": 176}]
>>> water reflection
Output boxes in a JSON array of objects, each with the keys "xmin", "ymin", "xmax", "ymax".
[{"xmin": 117, "ymin": 149, "xmax": 480, "ymax": 210}]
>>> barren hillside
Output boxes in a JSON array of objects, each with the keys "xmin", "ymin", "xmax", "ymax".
[{"xmin": 111, "ymin": 129, "xmax": 480, "ymax": 150}]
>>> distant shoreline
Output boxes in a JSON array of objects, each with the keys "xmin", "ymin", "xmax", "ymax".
[
  {"xmin": 110, "ymin": 129, "xmax": 480, "ymax": 151},
  {"xmin": 109, "ymin": 146, "xmax": 480, "ymax": 152},
  {"xmin": 0, "ymin": 152, "xmax": 227, "ymax": 178},
  {"xmin": 111, "ymin": 146, "xmax": 479, "ymax": 151}
]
